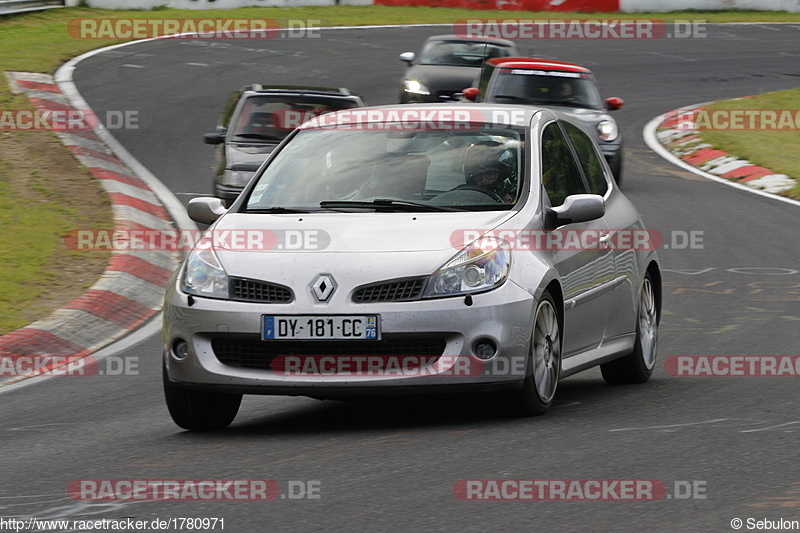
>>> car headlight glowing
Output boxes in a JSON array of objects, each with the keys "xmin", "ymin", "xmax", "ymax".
[
  {"xmin": 221, "ymin": 169, "xmax": 256, "ymax": 187},
  {"xmin": 597, "ymin": 120, "xmax": 619, "ymax": 142},
  {"xmin": 424, "ymin": 236, "xmax": 511, "ymax": 298},
  {"xmin": 183, "ymin": 246, "xmax": 229, "ymax": 299},
  {"xmin": 403, "ymin": 80, "xmax": 430, "ymax": 95}
]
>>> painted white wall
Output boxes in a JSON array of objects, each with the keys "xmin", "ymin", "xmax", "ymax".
[{"xmin": 620, "ymin": 0, "xmax": 800, "ymax": 12}]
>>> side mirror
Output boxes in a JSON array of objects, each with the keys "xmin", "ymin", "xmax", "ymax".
[
  {"xmin": 548, "ymin": 194, "xmax": 605, "ymax": 227},
  {"xmin": 188, "ymin": 197, "xmax": 227, "ymax": 225},
  {"xmin": 606, "ymin": 97, "xmax": 625, "ymax": 111},
  {"xmin": 204, "ymin": 133, "xmax": 225, "ymax": 145},
  {"xmin": 462, "ymin": 87, "xmax": 479, "ymax": 101},
  {"xmin": 399, "ymin": 52, "xmax": 416, "ymax": 64}
]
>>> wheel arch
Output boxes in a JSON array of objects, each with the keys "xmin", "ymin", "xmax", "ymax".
[
  {"xmin": 543, "ymin": 279, "xmax": 565, "ymax": 350},
  {"xmin": 645, "ymin": 260, "xmax": 662, "ymax": 324}
]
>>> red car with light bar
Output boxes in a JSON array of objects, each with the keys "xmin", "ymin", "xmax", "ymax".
[{"xmin": 463, "ymin": 57, "xmax": 625, "ymax": 184}]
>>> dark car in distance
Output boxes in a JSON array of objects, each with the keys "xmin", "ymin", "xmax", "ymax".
[
  {"xmin": 204, "ymin": 85, "xmax": 365, "ymax": 206},
  {"xmin": 399, "ymin": 34, "xmax": 518, "ymax": 104},
  {"xmin": 462, "ymin": 57, "xmax": 625, "ymax": 183}
]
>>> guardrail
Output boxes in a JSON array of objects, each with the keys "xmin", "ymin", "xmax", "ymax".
[{"xmin": 0, "ymin": 0, "xmax": 65, "ymax": 16}]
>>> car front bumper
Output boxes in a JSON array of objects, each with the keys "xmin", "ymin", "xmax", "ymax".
[{"xmin": 163, "ymin": 277, "xmax": 536, "ymax": 397}]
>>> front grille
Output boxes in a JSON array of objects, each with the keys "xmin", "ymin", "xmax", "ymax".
[
  {"xmin": 212, "ymin": 335, "xmax": 447, "ymax": 371},
  {"xmin": 230, "ymin": 278, "xmax": 293, "ymax": 303},
  {"xmin": 353, "ymin": 278, "xmax": 426, "ymax": 303}
]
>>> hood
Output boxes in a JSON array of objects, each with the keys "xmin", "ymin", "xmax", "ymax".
[
  {"xmin": 549, "ymin": 105, "xmax": 612, "ymax": 128},
  {"xmin": 407, "ymin": 65, "xmax": 480, "ymax": 94},
  {"xmin": 225, "ymin": 142, "xmax": 278, "ymax": 170},
  {"xmin": 211, "ymin": 210, "xmax": 518, "ymax": 254}
]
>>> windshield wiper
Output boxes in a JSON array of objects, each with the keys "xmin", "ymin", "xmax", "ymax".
[
  {"xmin": 234, "ymin": 133, "xmax": 283, "ymax": 141},
  {"xmin": 244, "ymin": 207, "xmax": 311, "ymax": 213},
  {"xmin": 319, "ymin": 199, "xmax": 460, "ymax": 212},
  {"xmin": 493, "ymin": 95, "xmax": 539, "ymax": 104}
]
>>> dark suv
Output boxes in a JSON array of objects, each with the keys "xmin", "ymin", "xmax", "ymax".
[{"xmin": 204, "ymin": 85, "xmax": 365, "ymax": 205}]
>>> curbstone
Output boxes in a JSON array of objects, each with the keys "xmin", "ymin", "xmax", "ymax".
[{"xmin": 0, "ymin": 72, "xmax": 181, "ymax": 386}]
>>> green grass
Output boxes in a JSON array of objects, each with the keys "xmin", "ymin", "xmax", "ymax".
[
  {"xmin": 0, "ymin": 179, "xmax": 61, "ymax": 332},
  {"xmin": 700, "ymin": 88, "xmax": 800, "ymax": 199},
  {"xmin": 0, "ymin": 157, "xmax": 111, "ymax": 334}
]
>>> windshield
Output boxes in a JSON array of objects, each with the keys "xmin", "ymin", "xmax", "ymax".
[
  {"xmin": 488, "ymin": 69, "xmax": 604, "ymax": 110},
  {"xmin": 231, "ymin": 95, "xmax": 360, "ymax": 142},
  {"xmin": 419, "ymin": 41, "xmax": 513, "ymax": 67},
  {"xmin": 245, "ymin": 126, "xmax": 525, "ymax": 212}
]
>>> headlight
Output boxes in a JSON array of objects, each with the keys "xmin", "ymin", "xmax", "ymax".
[
  {"xmin": 597, "ymin": 120, "xmax": 619, "ymax": 142},
  {"xmin": 221, "ymin": 169, "xmax": 256, "ymax": 187},
  {"xmin": 403, "ymin": 80, "xmax": 430, "ymax": 95},
  {"xmin": 423, "ymin": 236, "xmax": 511, "ymax": 298},
  {"xmin": 183, "ymin": 246, "xmax": 229, "ymax": 299}
]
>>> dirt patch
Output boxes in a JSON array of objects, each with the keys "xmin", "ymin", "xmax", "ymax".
[{"xmin": 0, "ymin": 130, "xmax": 112, "ymax": 334}]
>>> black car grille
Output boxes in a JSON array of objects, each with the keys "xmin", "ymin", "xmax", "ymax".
[
  {"xmin": 353, "ymin": 278, "xmax": 426, "ymax": 303},
  {"xmin": 211, "ymin": 335, "xmax": 447, "ymax": 371},
  {"xmin": 230, "ymin": 278, "xmax": 293, "ymax": 303}
]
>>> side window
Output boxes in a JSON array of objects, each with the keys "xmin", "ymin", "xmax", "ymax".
[
  {"xmin": 219, "ymin": 90, "xmax": 242, "ymax": 130},
  {"xmin": 562, "ymin": 121, "xmax": 609, "ymax": 196},
  {"xmin": 541, "ymin": 122, "xmax": 586, "ymax": 207}
]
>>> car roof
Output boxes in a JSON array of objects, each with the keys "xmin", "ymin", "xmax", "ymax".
[
  {"xmin": 424, "ymin": 34, "xmax": 516, "ymax": 48},
  {"xmin": 487, "ymin": 57, "xmax": 593, "ymax": 74},
  {"xmin": 241, "ymin": 84, "xmax": 356, "ymax": 97},
  {"xmin": 298, "ymin": 103, "xmax": 548, "ymax": 130}
]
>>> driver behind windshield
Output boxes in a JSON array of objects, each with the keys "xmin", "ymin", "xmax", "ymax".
[{"xmin": 461, "ymin": 141, "xmax": 518, "ymax": 203}]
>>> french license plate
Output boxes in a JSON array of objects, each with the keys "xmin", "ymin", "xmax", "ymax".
[{"xmin": 263, "ymin": 315, "xmax": 380, "ymax": 340}]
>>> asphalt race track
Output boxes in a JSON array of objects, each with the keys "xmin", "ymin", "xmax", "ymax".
[{"xmin": 2, "ymin": 24, "xmax": 800, "ymax": 532}]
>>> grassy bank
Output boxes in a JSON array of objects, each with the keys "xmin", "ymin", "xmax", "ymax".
[
  {"xmin": 700, "ymin": 88, "xmax": 800, "ymax": 199},
  {"xmin": 0, "ymin": 131, "xmax": 111, "ymax": 334}
]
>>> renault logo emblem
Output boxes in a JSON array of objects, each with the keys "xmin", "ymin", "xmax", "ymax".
[{"xmin": 311, "ymin": 274, "xmax": 336, "ymax": 302}]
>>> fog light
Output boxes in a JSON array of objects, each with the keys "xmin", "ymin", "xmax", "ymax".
[
  {"xmin": 173, "ymin": 339, "xmax": 189, "ymax": 360},
  {"xmin": 474, "ymin": 340, "xmax": 497, "ymax": 361}
]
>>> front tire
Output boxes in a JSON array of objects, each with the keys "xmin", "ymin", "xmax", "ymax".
[
  {"xmin": 499, "ymin": 292, "xmax": 561, "ymax": 416},
  {"xmin": 601, "ymin": 271, "xmax": 658, "ymax": 384},
  {"xmin": 163, "ymin": 366, "xmax": 242, "ymax": 431}
]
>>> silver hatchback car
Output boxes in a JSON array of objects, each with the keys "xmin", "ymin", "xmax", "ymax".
[{"xmin": 163, "ymin": 104, "xmax": 661, "ymax": 431}]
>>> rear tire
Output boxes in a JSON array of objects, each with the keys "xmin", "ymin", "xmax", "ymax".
[
  {"xmin": 497, "ymin": 292, "xmax": 561, "ymax": 417},
  {"xmin": 601, "ymin": 272, "xmax": 658, "ymax": 384},
  {"xmin": 163, "ymin": 365, "xmax": 242, "ymax": 431}
]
